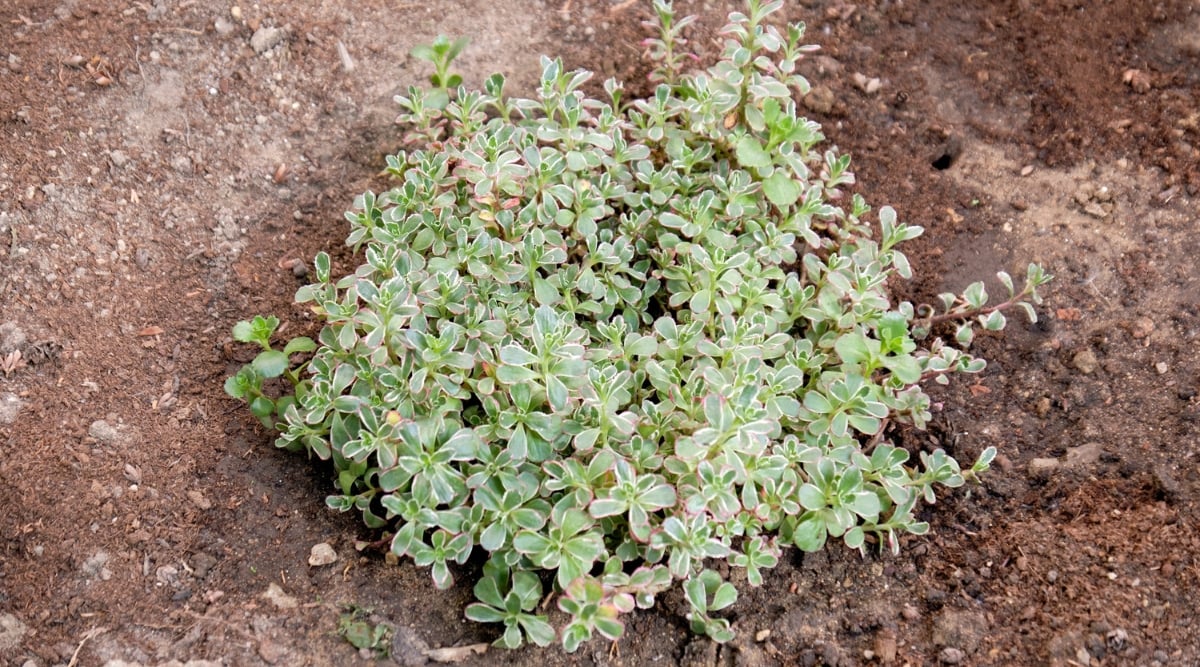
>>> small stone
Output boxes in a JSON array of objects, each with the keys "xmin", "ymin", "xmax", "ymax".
[
  {"xmin": 0, "ymin": 393, "xmax": 22, "ymax": 425},
  {"xmin": 291, "ymin": 261, "xmax": 308, "ymax": 279},
  {"xmin": 1035, "ymin": 396, "xmax": 1052, "ymax": 417},
  {"xmin": 1151, "ymin": 464, "xmax": 1181, "ymax": 501},
  {"xmin": 308, "ymin": 542, "xmax": 338, "ymax": 567},
  {"xmin": 89, "ymin": 419, "xmax": 121, "ymax": 444},
  {"xmin": 191, "ymin": 552, "xmax": 217, "ymax": 578},
  {"xmin": 156, "ymin": 564, "xmax": 179, "ymax": 585},
  {"xmin": 803, "ymin": 85, "xmax": 835, "ymax": 115},
  {"xmin": 1155, "ymin": 361, "xmax": 1169, "ymax": 374},
  {"xmin": 1128, "ymin": 316, "xmax": 1155, "ymax": 339},
  {"xmin": 123, "ymin": 463, "xmax": 143, "ymax": 484},
  {"xmin": 901, "ymin": 604, "xmax": 920, "ymax": 621},
  {"xmin": 1027, "ymin": 457, "xmax": 1059, "ymax": 480},
  {"xmin": 852, "ymin": 72, "xmax": 882, "ymax": 94},
  {"xmin": 1047, "ymin": 569, "xmax": 1059, "ymax": 583},
  {"xmin": 1073, "ymin": 183, "xmax": 1096, "ymax": 205},
  {"xmin": 0, "ymin": 322, "xmax": 26, "ymax": 352},
  {"xmin": 109, "ymin": 150, "xmax": 129, "ymax": 168},
  {"xmin": 392, "ymin": 625, "xmax": 431, "ymax": 667},
  {"xmin": 1063, "ymin": 442, "xmax": 1103, "ymax": 468},
  {"xmin": 1083, "ymin": 202, "xmax": 1109, "ymax": 219},
  {"xmin": 258, "ymin": 639, "xmax": 288, "ymax": 664},
  {"xmin": 171, "ymin": 155, "xmax": 194, "ymax": 174},
  {"xmin": 0, "ymin": 613, "xmax": 28, "ymax": 652},
  {"xmin": 83, "ymin": 551, "xmax": 112, "ymax": 580},
  {"xmin": 939, "ymin": 647, "xmax": 966, "ymax": 664},
  {"xmin": 187, "ymin": 489, "xmax": 213, "ymax": 510},
  {"xmin": 262, "ymin": 583, "xmax": 298, "ymax": 609},
  {"xmin": 1076, "ymin": 647, "xmax": 1093, "ymax": 666},
  {"xmin": 874, "ymin": 632, "xmax": 898, "ymax": 662},
  {"xmin": 214, "ymin": 17, "xmax": 236, "ymax": 35},
  {"xmin": 1072, "ymin": 349, "xmax": 1099, "ymax": 374},
  {"xmin": 250, "ymin": 26, "xmax": 284, "ymax": 54},
  {"xmin": 6, "ymin": 53, "xmax": 20, "ymax": 72},
  {"xmin": 1020, "ymin": 165, "xmax": 1034, "ymax": 176},
  {"xmin": 1122, "ymin": 68, "xmax": 1151, "ymax": 93}
]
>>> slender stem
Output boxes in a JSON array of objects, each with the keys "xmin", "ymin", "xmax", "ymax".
[{"xmin": 921, "ymin": 288, "xmax": 1032, "ymax": 327}]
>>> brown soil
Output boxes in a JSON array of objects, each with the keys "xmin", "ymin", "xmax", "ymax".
[{"xmin": 1, "ymin": 1, "xmax": 1198, "ymax": 666}]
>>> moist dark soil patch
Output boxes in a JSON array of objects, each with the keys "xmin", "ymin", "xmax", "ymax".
[{"xmin": 1, "ymin": 1, "xmax": 1197, "ymax": 666}]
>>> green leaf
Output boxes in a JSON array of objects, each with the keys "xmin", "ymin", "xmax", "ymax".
[
  {"xmin": 521, "ymin": 616, "xmax": 556, "ymax": 647},
  {"xmin": 224, "ymin": 371, "xmax": 251, "ymax": 399},
  {"xmin": 792, "ymin": 515, "xmax": 827, "ymax": 552},
  {"xmin": 283, "ymin": 337, "xmax": 316, "ymax": 355},
  {"xmin": 464, "ymin": 603, "xmax": 506, "ymax": 624},
  {"xmin": 499, "ymin": 345, "xmax": 539, "ymax": 366},
  {"xmin": 735, "ymin": 136, "xmax": 772, "ymax": 168},
  {"xmin": 834, "ymin": 330, "xmax": 872, "ymax": 365},
  {"xmin": 763, "ymin": 171, "xmax": 801, "ymax": 208},
  {"xmin": 802, "ymin": 391, "xmax": 833, "ymax": 414},
  {"xmin": 963, "ymin": 281, "xmax": 988, "ymax": 309},
  {"xmin": 496, "ymin": 365, "xmax": 539, "ymax": 383},
  {"xmin": 231, "ymin": 321, "xmax": 256, "ymax": 344},
  {"xmin": 252, "ymin": 350, "xmax": 289, "ymax": 378},
  {"xmin": 798, "ymin": 483, "xmax": 825, "ymax": 511}
]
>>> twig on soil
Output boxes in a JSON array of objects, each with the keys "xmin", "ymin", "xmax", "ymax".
[
  {"xmin": 609, "ymin": 0, "xmax": 639, "ymax": 14},
  {"xmin": 67, "ymin": 627, "xmax": 108, "ymax": 667}
]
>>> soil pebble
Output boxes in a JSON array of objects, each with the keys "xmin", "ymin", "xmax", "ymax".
[
  {"xmin": 391, "ymin": 625, "xmax": 430, "ymax": 666},
  {"xmin": 191, "ymin": 552, "xmax": 217, "ymax": 578},
  {"xmin": 874, "ymin": 630, "xmax": 898, "ymax": 662},
  {"xmin": 82, "ymin": 551, "xmax": 113, "ymax": 580},
  {"xmin": 1063, "ymin": 442, "xmax": 1103, "ymax": 468},
  {"xmin": 257, "ymin": 639, "xmax": 289, "ymax": 664},
  {"xmin": 261, "ymin": 583, "xmax": 298, "ymax": 609},
  {"xmin": 1072, "ymin": 349, "xmax": 1099, "ymax": 374},
  {"xmin": 939, "ymin": 647, "xmax": 967, "ymax": 664},
  {"xmin": 251, "ymin": 26, "xmax": 285, "ymax": 54},
  {"xmin": 803, "ymin": 85, "xmax": 836, "ymax": 115},
  {"xmin": 308, "ymin": 542, "xmax": 338, "ymax": 566},
  {"xmin": 0, "ymin": 393, "xmax": 23, "ymax": 425},
  {"xmin": 0, "ymin": 613, "xmax": 28, "ymax": 651},
  {"xmin": 931, "ymin": 609, "xmax": 987, "ymax": 653},
  {"xmin": 89, "ymin": 419, "xmax": 121, "ymax": 444},
  {"xmin": 186, "ymin": 490, "xmax": 213, "ymax": 510},
  {"xmin": 1028, "ymin": 457, "xmax": 1060, "ymax": 479},
  {"xmin": 0, "ymin": 322, "xmax": 26, "ymax": 353}
]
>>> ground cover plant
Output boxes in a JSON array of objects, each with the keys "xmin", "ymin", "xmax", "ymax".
[{"xmin": 226, "ymin": 0, "xmax": 1050, "ymax": 652}]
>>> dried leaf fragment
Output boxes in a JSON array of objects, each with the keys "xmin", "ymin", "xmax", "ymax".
[{"xmin": 423, "ymin": 644, "xmax": 489, "ymax": 663}]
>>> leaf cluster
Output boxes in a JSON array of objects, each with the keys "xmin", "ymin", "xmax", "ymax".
[{"xmin": 226, "ymin": 0, "xmax": 1049, "ymax": 652}]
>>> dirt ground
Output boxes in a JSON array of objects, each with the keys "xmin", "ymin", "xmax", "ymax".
[{"xmin": 1, "ymin": 1, "xmax": 1198, "ymax": 665}]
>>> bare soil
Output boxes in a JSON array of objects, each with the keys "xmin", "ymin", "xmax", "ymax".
[{"xmin": 1, "ymin": 1, "xmax": 1198, "ymax": 666}]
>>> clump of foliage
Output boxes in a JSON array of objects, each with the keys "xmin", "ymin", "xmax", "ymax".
[
  {"xmin": 226, "ymin": 0, "xmax": 1050, "ymax": 652},
  {"xmin": 337, "ymin": 606, "xmax": 392, "ymax": 658}
]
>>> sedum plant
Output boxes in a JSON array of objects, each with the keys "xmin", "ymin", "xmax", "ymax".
[{"xmin": 226, "ymin": 0, "xmax": 1050, "ymax": 652}]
